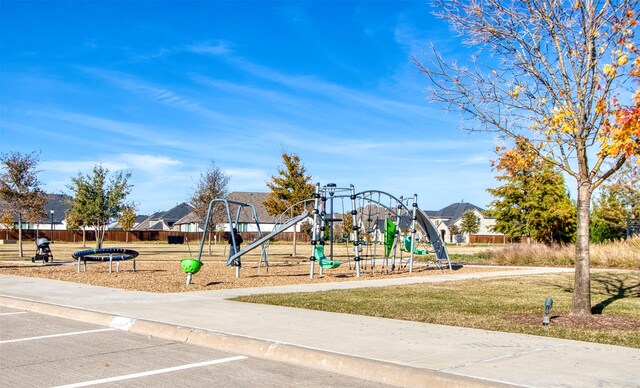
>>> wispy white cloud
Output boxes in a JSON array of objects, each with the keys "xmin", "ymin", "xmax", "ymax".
[
  {"xmin": 186, "ymin": 41, "xmax": 232, "ymax": 56},
  {"xmin": 119, "ymin": 154, "xmax": 183, "ymax": 171}
]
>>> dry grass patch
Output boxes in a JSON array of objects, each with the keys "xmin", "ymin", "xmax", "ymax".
[{"xmin": 477, "ymin": 237, "xmax": 640, "ymax": 269}]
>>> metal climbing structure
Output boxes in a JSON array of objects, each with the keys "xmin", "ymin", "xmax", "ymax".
[{"xmin": 307, "ymin": 183, "xmax": 452, "ymax": 279}]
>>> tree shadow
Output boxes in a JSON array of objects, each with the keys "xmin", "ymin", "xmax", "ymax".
[
  {"xmin": 540, "ymin": 271, "xmax": 639, "ymax": 314},
  {"xmin": 590, "ymin": 272, "xmax": 640, "ymax": 314}
]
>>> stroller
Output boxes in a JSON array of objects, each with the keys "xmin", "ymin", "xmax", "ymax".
[{"xmin": 32, "ymin": 237, "xmax": 53, "ymax": 263}]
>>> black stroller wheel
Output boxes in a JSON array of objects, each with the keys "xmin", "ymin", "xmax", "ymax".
[{"xmin": 32, "ymin": 257, "xmax": 35, "ymax": 263}]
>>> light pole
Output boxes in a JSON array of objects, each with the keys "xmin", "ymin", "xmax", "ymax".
[{"xmin": 50, "ymin": 209, "xmax": 54, "ymax": 243}]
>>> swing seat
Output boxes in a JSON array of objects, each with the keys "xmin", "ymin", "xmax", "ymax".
[
  {"xmin": 314, "ymin": 245, "xmax": 341, "ymax": 269},
  {"xmin": 318, "ymin": 259, "xmax": 341, "ymax": 269}
]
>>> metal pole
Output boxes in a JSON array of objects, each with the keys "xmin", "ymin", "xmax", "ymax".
[
  {"xmin": 309, "ymin": 184, "xmax": 320, "ymax": 279},
  {"xmin": 350, "ymin": 185, "xmax": 360, "ymax": 277},
  {"xmin": 409, "ymin": 194, "xmax": 418, "ymax": 273},
  {"xmin": 50, "ymin": 210, "xmax": 54, "ymax": 243},
  {"xmin": 328, "ymin": 185, "xmax": 335, "ymax": 261}
]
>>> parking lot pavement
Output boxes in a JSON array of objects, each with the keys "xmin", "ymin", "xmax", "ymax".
[{"xmin": 0, "ymin": 307, "xmax": 390, "ymax": 388}]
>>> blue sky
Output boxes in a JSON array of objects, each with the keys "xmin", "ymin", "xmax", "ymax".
[{"xmin": 1, "ymin": 1, "xmax": 498, "ymax": 215}]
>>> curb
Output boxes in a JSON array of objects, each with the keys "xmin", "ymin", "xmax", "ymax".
[{"xmin": 0, "ymin": 295, "xmax": 511, "ymax": 387}]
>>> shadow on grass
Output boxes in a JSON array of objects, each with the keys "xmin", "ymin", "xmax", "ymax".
[{"xmin": 591, "ymin": 272, "xmax": 640, "ymax": 315}]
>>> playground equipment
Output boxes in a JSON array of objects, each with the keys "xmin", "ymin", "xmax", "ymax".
[
  {"xmin": 401, "ymin": 235, "xmax": 428, "ymax": 255},
  {"xmin": 32, "ymin": 237, "xmax": 53, "ymax": 263},
  {"xmin": 308, "ymin": 185, "xmax": 452, "ymax": 278},
  {"xmin": 183, "ymin": 185, "xmax": 451, "ymax": 285},
  {"xmin": 308, "ymin": 184, "xmax": 358, "ymax": 278},
  {"xmin": 184, "ymin": 197, "xmax": 310, "ymax": 286},
  {"xmin": 72, "ymin": 248, "xmax": 139, "ymax": 273}
]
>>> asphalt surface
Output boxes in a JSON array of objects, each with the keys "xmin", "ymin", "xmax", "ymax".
[
  {"xmin": 1, "ymin": 267, "xmax": 639, "ymax": 387},
  {"xmin": 1, "ymin": 306, "xmax": 388, "ymax": 387}
]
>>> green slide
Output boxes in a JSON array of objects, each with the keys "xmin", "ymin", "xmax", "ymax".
[
  {"xmin": 402, "ymin": 236, "xmax": 428, "ymax": 255},
  {"xmin": 314, "ymin": 245, "xmax": 341, "ymax": 269},
  {"xmin": 384, "ymin": 218, "xmax": 396, "ymax": 257}
]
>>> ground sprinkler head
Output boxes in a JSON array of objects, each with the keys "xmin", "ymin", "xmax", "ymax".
[{"xmin": 543, "ymin": 296, "xmax": 553, "ymax": 326}]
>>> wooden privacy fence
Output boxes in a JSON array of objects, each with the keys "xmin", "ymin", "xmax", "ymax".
[
  {"xmin": 1, "ymin": 230, "xmax": 311, "ymax": 244},
  {"xmin": 469, "ymin": 234, "xmax": 508, "ymax": 244}
]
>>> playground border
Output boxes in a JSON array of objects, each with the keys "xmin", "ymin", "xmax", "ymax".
[{"xmin": 0, "ymin": 295, "xmax": 507, "ymax": 387}]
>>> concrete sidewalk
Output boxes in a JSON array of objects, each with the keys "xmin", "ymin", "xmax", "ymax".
[{"xmin": 1, "ymin": 268, "xmax": 638, "ymax": 387}]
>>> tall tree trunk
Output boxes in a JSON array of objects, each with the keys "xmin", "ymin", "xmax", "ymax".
[
  {"xmin": 96, "ymin": 225, "xmax": 104, "ymax": 249},
  {"xmin": 573, "ymin": 180, "xmax": 592, "ymax": 315}
]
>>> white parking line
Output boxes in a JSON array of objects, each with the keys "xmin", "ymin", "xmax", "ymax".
[
  {"xmin": 52, "ymin": 356, "xmax": 248, "ymax": 387},
  {"xmin": 0, "ymin": 328, "xmax": 116, "ymax": 344},
  {"xmin": 0, "ymin": 311, "xmax": 28, "ymax": 316}
]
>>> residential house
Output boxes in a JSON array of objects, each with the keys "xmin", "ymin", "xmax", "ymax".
[
  {"xmin": 0, "ymin": 194, "xmax": 70, "ymax": 232},
  {"xmin": 133, "ymin": 202, "xmax": 194, "ymax": 231},
  {"xmin": 426, "ymin": 202, "xmax": 501, "ymax": 244}
]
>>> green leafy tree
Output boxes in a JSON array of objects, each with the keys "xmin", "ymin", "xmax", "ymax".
[
  {"xmin": 189, "ymin": 161, "xmax": 230, "ymax": 254},
  {"xmin": 590, "ymin": 191, "xmax": 628, "ymax": 242},
  {"xmin": 64, "ymin": 206, "xmax": 86, "ymax": 246},
  {"xmin": 591, "ymin": 157, "xmax": 640, "ymax": 242},
  {"xmin": 414, "ymin": 0, "xmax": 639, "ymax": 315},
  {"xmin": 459, "ymin": 211, "xmax": 480, "ymax": 244},
  {"xmin": 264, "ymin": 152, "xmax": 315, "ymax": 255},
  {"xmin": 0, "ymin": 151, "xmax": 48, "ymax": 257},
  {"xmin": 487, "ymin": 139, "xmax": 577, "ymax": 244},
  {"xmin": 448, "ymin": 224, "xmax": 460, "ymax": 243},
  {"xmin": 119, "ymin": 204, "xmax": 137, "ymax": 243},
  {"xmin": 67, "ymin": 165, "xmax": 132, "ymax": 248}
]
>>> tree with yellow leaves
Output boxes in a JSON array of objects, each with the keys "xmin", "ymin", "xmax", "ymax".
[{"xmin": 415, "ymin": 0, "xmax": 639, "ymax": 315}]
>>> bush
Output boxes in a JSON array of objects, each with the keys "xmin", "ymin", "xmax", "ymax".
[{"xmin": 590, "ymin": 220, "xmax": 626, "ymax": 243}]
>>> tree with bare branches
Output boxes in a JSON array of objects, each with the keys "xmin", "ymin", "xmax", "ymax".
[
  {"xmin": 414, "ymin": 0, "xmax": 639, "ymax": 315},
  {"xmin": 190, "ymin": 160, "xmax": 230, "ymax": 253}
]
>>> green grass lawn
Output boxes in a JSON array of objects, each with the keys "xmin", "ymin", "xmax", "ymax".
[{"xmin": 233, "ymin": 270, "xmax": 640, "ymax": 348}]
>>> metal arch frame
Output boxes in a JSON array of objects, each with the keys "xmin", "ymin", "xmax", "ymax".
[
  {"xmin": 332, "ymin": 189, "xmax": 452, "ymax": 271},
  {"xmin": 196, "ymin": 198, "xmax": 264, "ymax": 279}
]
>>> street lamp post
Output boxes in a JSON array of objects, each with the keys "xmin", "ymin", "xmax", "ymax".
[{"xmin": 50, "ymin": 209, "xmax": 54, "ymax": 243}]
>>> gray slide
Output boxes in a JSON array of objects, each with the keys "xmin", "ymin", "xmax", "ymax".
[
  {"xmin": 415, "ymin": 209, "xmax": 452, "ymax": 270},
  {"xmin": 227, "ymin": 211, "xmax": 311, "ymax": 265}
]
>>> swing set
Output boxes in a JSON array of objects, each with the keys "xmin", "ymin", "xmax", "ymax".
[{"xmin": 182, "ymin": 197, "xmax": 309, "ymax": 286}]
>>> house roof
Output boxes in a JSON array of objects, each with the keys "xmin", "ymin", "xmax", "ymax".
[
  {"xmin": 132, "ymin": 202, "xmax": 193, "ymax": 230},
  {"xmin": 1, "ymin": 193, "xmax": 71, "ymax": 224},
  {"xmin": 160, "ymin": 202, "xmax": 194, "ymax": 225},
  {"xmin": 427, "ymin": 202, "xmax": 484, "ymax": 221},
  {"xmin": 226, "ymin": 192, "xmax": 277, "ymax": 224},
  {"xmin": 174, "ymin": 211, "xmax": 200, "ymax": 225}
]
